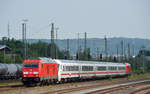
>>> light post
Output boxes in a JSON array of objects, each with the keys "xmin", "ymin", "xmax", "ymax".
[
  {"xmin": 22, "ymin": 19, "xmax": 28, "ymax": 60},
  {"xmin": 55, "ymin": 27, "xmax": 59, "ymax": 59},
  {"xmin": 104, "ymin": 35, "xmax": 108, "ymax": 61},
  {"xmin": 142, "ymin": 48, "xmax": 145, "ymax": 73}
]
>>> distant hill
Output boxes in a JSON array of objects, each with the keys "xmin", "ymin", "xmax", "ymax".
[{"xmin": 27, "ymin": 37, "xmax": 150, "ymax": 56}]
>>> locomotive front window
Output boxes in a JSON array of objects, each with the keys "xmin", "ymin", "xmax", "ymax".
[{"xmin": 24, "ymin": 63, "xmax": 38, "ymax": 68}]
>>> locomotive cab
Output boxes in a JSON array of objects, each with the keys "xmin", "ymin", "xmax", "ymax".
[
  {"xmin": 23, "ymin": 63, "xmax": 39, "ymax": 77},
  {"xmin": 22, "ymin": 59, "xmax": 41, "ymax": 85}
]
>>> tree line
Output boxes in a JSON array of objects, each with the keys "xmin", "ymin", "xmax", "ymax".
[
  {"xmin": 1, "ymin": 38, "xmax": 150, "ymax": 73},
  {"xmin": 0, "ymin": 38, "xmax": 69, "ymax": 63}
]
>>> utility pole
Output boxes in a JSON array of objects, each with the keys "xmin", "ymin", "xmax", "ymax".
[
  {"xmin": 24, "ymin": 23, "xmax": 27, "ymax": 60},
  {"xmin": 4, "ymin": 46, "xmax": 5, "ymax": 64},
  {"xmin": 77, "ymin": 33, "xmax": 80, "ymax": 60},
  {"xmin": 8, "ymin": 23, "xmax": 10, "ymax": 39},
  {"xmin": 132, "ymin": 44, "xmax": 135, "ymax": 71},
  {"xmin": 51, "ymin": 23, "xmax": 54, "ymax": 44},
  {"xmin": 22, "ymin": 23, "xmax": 25, "ymax": 43},
  {"xmin": 96, "ymin": 48, "xmax": 99, "ymax": 60},
  {"xmin": 104, "ymin": 35, "xmax": 108, "ymax": 60},
  {"xmin": 50, "ymin": 23, "xmax": 55, "ymax": 59},
  {"xmin": 132, "ymin": 44, "xmax": 135, "ymax": 57},
  {"xmin": 84, "ymin": 32, "xmax": 87, "ymax": 59},
  {"xmin": 120, "ymin": 40, "xmax": 124, "ymax": 61},
  {"xmin": 116, "ymin": 45, "xmax": 119, "ymax": 61},
  {"xmin": 55, "ymin": 27, "xmax": 59, "ymax": 59},
  {"xmin": 128, "ymin": 43, "xmax": 130, "ymax": 58},
  {"xmin": 22, "ymin": 22, "xmax": 26, "ymax": 60},
  {"xmin": 67, "ymin": 39, "xmax": 70, "ymax": 59},
  {"xmin": 84, "ymin": 32, "xmax": 87, "ymax": 51},
  {"xmin": 124, "ymin": 45, "xmax": 127, "ymax": 60},
  {"xmin": 45, "ymin": 45, "xmax": 47, "ymax": 57},
  {"xmin": 22, "ymin": 19, "xmax": 28, "ymax": 60},
  {"xmin": 142, "ymin": 47, "xmax": 145, "ymax": 73}
]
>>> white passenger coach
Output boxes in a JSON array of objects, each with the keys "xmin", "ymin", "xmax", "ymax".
[{"xmin": 55, "ymin": 60, "xmax": 131, "ymax": 81}]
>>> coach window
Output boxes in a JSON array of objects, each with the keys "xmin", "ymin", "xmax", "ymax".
[
  {"xmin": 108, "ymin": 67, "xmax": 111, "ymax": 70},
  {"xmin": 118, "ymin": 67, "xmax": 125, "ymax": 70},
  {"xmin": 97, "ymin": 66, "xmax": 106, "ymax": 71},
  {"xmin": 82, "ymin": 66, "xmax": 93, "ymax": 71},
  {"xmin": 63, "ymin": 66, "xmax": 65, "ymax": 71},
  {"xmin": 72, "ymin": 66, "xmax": 79, "ymax": 71},
  {"xmin": 108, "ymin": 66, "xmax": 116, "ymax": 70},
  {"xmin": 65, "ymin": 66, "xmax": 69, "ymax": 71},
  {"xmin": 63, "ymin": 66, "xmax": 66, "ymax": 71},
  {"xmin": 68, "ymin": 66, "xmax": 71, "ymax": 71},
  {"xmin": 123, "ymin": 67, "xmax": 125, "ymax": 70},
  {"xmin": 63, "ymin": 66, "xmax": 79, "ymax": 71},
  {"xmin": 75, "ymin": 66, "xmax": 79, "ymax": 71}
]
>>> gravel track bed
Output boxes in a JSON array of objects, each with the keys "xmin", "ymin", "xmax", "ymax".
[
  {"xmin": 1, "ymin": 77, "xmax": 150, "ymax": 94},
  {"xmin": 84, "ymin": 80, "xmax": 150, "ymax": 94}
]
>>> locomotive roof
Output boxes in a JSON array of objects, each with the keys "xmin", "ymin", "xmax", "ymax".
[
  {"xmin": 38, "ymin": 57, "xmax": 55, "ymax": 63},
  {"xmin": 55, "ymin": 59, "xmax": 129, "ymax": 66},
  {"xmin": 27, "ymin": 57, "xmax": 55, "ymax": 63}
]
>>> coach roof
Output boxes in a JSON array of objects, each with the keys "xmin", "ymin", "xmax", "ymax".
[{"xmin": 55, "ymin": 59, "xmax": 127, "ymax": 66}]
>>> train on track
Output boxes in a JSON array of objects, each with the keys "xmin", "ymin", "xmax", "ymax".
[
  {"xmin": 22, "ymin": 57, "xmax": 131, "ymax": 85},
  {"xmin": 0, "ymin": 63, "xmax": 22, "ymax": 80}
]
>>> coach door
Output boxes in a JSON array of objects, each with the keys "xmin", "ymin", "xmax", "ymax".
[{"xmin": 78, "ymin": 66, "xmax": 81, "ymax": 78}]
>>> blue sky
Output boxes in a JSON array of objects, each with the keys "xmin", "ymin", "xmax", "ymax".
[{"xmin": 0, "ymin": 0, "xmax": 150, "ymax": 39}]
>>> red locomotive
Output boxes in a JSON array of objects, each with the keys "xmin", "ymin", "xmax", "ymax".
[
  {"xmin": 22, "ymin": 57, "xmax": 58, "ymax": 85},
  {"xmin": 22, "ymin": 57, "xmax": 131, "ymax": 85}
]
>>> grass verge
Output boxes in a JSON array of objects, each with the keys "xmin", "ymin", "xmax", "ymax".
[
  {"xmin": 128, "ymin": 73, "xmax": 150, "ymax": 80},
  {"xmin": 0, "ymin": 82, "xmax": 23, "ymax": 87}
]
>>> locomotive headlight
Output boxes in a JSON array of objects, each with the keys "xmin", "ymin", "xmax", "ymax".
[
  {"xmin": 23, "ymin": 72, "xmax": 28, "ymax": 74},
  {"xmin": 33, "ymin": 72, "xmax": 38, "ymax": 74}
]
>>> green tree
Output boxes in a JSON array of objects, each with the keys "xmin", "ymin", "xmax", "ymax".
[{"xmin": 0, "ymin": 52, "xmax": 13, "ymax": 63}]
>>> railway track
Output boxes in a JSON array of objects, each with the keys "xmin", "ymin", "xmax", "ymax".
[
  {"xmin": 129, "ymin": 86, "xmax": 150, "ymax": 94},
  {"xmin": 0, "ymin": 79, "xmax": 21, "ymax": 91},
  {"xmin": 0, "ymin": 85, "xmax": 24, "ymax": 92},
  {"xmin": 85, "ymin": 80, "xmax": 150, "ymax": 94},
  {"xmin": 40, "ymin": 78, "xmax": 150, "ymax": 94},
  {"xmin": 1, "ymin": 78, "xmax": 150, "ymax": 94}
]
